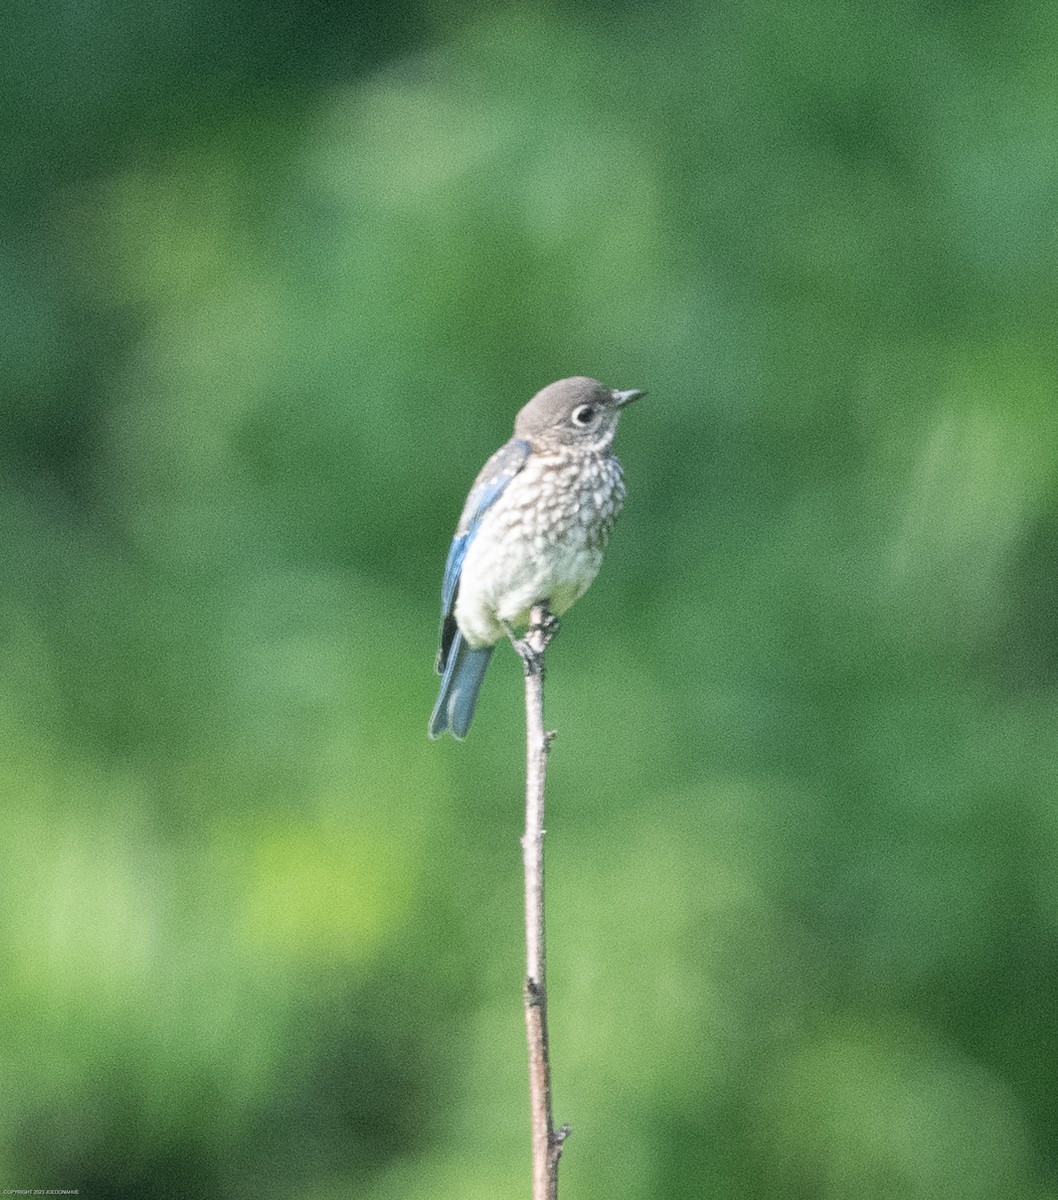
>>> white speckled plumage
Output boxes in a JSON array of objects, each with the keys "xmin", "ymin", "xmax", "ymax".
[{"xmin": 454, "ymin": 448, "xmax": 626, "ymax": 646}]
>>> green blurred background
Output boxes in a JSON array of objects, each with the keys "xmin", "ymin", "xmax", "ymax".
[{"xmin": 4, "ymin": 0, "xmax": 1058, "ymax": 1196}]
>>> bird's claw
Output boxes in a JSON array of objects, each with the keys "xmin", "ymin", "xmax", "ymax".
[
  {"xmin": 503, "ymin": 621, "xmax": 534, "ymax": 674},
  {"xmin": 504, "ymin": 608, "xmax": 559, "ymax": 675},
  {"xmin": 529, "ymin": 610, "xmax": 561, "ymax": 640}
]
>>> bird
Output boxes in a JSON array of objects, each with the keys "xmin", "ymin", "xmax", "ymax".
[{"xmin": 429, "ymin": 376, "xmax": 645, "ymax": 739}]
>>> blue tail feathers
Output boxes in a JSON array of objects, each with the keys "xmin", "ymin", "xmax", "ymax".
[{"xmin": 429, "ymin": 632, "xmax": 494, "ymax": 739}]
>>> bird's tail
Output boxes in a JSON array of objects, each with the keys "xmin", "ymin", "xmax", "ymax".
[{"xmin": 429, "ymin": 632, "xmax": 494, "ymax": 739}]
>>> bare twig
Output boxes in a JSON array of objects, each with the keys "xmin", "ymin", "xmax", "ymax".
[{"xmin": 510, "ymin": 603, "xmax": 569, "ymax": 1200}]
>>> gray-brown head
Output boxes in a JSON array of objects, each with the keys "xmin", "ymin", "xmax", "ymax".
[{"xmin": 513, "ymin": 376, "xmax": 646, "ymax": 451}]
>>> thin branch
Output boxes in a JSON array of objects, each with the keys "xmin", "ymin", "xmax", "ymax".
[{"xmin": 511, "ymin": 603, "xmax": 569, "ymax": 1200}]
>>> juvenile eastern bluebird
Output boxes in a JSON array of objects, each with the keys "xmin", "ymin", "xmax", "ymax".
[{"xmin": 429, "ymin": 376, "xmax": 645, "ymax": 740}]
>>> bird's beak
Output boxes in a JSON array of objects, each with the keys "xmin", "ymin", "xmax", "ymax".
[{"xmin": 612, "ymin": 388, "xmax": 646, "ymax": 408}]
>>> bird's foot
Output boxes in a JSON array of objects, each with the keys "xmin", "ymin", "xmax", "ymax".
[
  {"xmin": 529, "ymin": 608, "xmax": 561, "ymax": 642},
  {"xmin": 505, "ymin": 605, "xmax": 559, "ymax": 676},
  {"xmin": 504, "ymin": 621, "xmax": 536, "ymax": 676}
]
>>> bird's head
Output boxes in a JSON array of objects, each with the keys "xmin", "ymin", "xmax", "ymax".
[{"xmin": 514, "ymin": 376, "xmax": 645, "ymax": 452}]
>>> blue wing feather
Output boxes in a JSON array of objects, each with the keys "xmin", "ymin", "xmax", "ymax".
[
  {"xmin": 435, "ymin": 437, "xmax": 530, "ymax": 674},
  {"xmin": 440, "ymin": 532, "xmax": 470, "ymax": 620}
]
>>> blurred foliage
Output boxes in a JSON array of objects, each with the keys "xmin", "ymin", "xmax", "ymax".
[{"xmin": 3, "ymin": 0, "xmax": 1058, "ymax": 1196}]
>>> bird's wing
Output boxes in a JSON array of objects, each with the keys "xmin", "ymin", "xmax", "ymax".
[{"xmin": 436, "ymin": 437, "xmax": 531, "ymax": 671}]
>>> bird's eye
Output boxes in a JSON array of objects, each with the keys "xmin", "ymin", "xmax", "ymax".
[{"xmin": 571, "ymin": 405, "xmax": 595, "ymax": 426}]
